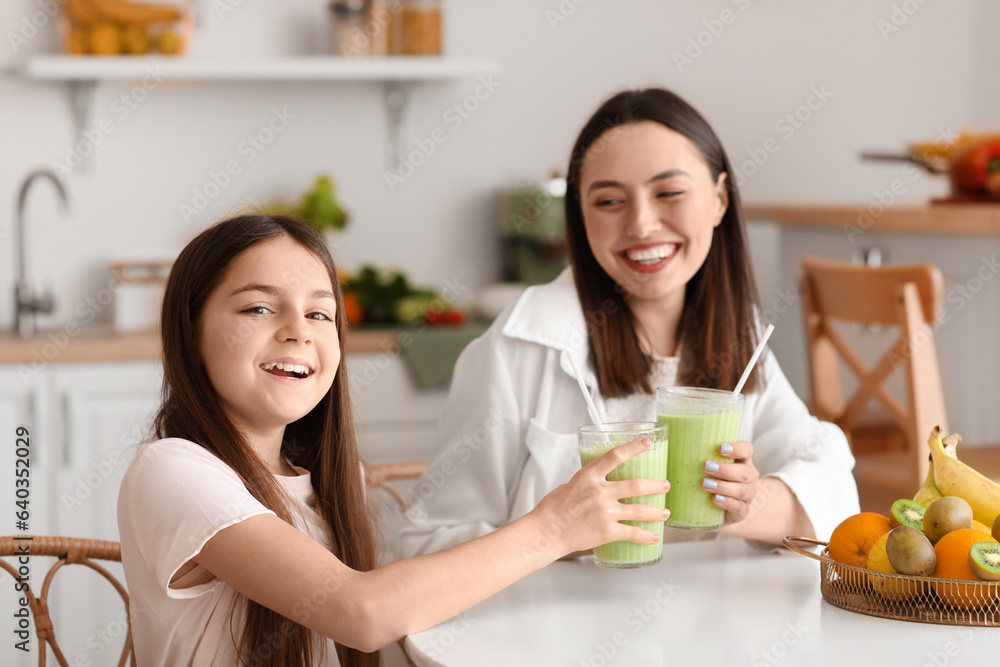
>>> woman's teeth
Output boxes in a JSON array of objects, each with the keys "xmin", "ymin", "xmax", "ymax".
[
  {"xmin": 261, "ymin": 361, "xmax": 312, "ymax": 376},
  {"xmin": 625, "ymin": 244, "xmax": 678, "ymax": 264}
]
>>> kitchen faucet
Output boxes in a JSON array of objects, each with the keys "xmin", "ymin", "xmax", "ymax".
[{"xmin": 14, "ymin": 169, "xmax": 69, "ymax": 338}]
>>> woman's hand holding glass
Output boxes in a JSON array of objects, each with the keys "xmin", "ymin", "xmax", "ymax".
[{"xmin": 702, "ymin": 440, "xmax": 760, "ymax": 526}]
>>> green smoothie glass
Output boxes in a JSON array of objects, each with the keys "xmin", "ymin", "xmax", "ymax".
[
  {"xmin": 656, "ymin": 387, "xmax": 745, "ymax": 531},
  {"xmin": 577, "ymin": 421, "xmax": 669, "ymax": 568}
]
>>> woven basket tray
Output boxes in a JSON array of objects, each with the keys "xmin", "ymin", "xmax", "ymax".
[{"xmin": 783, "ymin": 536, "xmax": 1000, "ymax": 626}]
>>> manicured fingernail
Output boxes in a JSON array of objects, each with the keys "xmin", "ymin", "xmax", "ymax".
[
  {"xmin": 652, "ymin": 534, "xmax": 661, "ymax": 543},
  {"xmin": 704, "ymin": 460, "xmax": 719, "ymax": 473},
  {"xmin": 715, "ymin": 494, "xmax": 726, "ymax": 504},
  {"xmin": 642, "ymin": 438, "xmax": 652, "ymax": 447},
  {"xmin": 702, "ymin": 479, "xmax": 718, "ymax": 490},
  {"xmin": 662, "ymin": 509, "xmax": 671, "ymax": 519},
  {"xmin": 720, "ymin": 443, "xmax": 734, "ymax": 455}
]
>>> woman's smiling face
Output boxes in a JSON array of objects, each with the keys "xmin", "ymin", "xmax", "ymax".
[
  {"xmin": 578, "ymin": 120, "xmax": 729, "ymax": 311},
  {"xmin": 197, "ymin": 236, "xmax": 340, "ymax": 441}
]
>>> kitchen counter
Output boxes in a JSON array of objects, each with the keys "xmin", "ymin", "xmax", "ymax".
[
  {"xmin": 0, "ymin": 326, "xmax": 399, "ymax": 365},
  {"xmin": 745, "ymin": 202, "xmax": 1000, "ymax": 235}
]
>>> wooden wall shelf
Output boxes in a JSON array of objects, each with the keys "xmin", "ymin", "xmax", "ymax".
[{"xmin": 745, "ymin": 203, "xmax": 1000, "ymax": 236}]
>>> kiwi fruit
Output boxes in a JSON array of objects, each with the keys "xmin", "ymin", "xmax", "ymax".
[
  {"xmin": 890, "ymin": 498, "xmax": 926, "ymax": 530},
  {"xmin": 968, "ymin": 541, "xmax": 1000, "ymax": 581},
  {"xmin": 886, "ymin": 525, "xmax": 937, "ymax": 576},
  {"xmin": 922, "ymin": 496, "xmax": 973, "ymax": 544}
]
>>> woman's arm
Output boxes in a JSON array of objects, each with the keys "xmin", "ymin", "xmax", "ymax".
[
  {"xmin": 729, "ymin": 353, "xmax": 859, "ymax": 542},
  {"xmin": 193, "ymin": 438, "xmax": 667, "ymax": 653},
  {"xmin": 696, "ymin": 439, "xmax": 814, "ymax": 545}
]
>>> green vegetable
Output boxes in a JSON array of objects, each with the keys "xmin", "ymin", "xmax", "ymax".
[
  {"xmin": 294, "ymin": 174, "xmax": 349, "ymax": 232},
  {"xmin": 344, "ymin": 265, "xmax": 437, "ymax": 325}
]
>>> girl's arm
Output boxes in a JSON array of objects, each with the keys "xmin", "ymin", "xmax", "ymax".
[{"xmin": 193, "ymin": 438, "xmax": 667, "ymax": 653}]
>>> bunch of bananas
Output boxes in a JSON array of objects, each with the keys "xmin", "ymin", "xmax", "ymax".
[
  {"xmin": 913, "ymin": 426, "xmax": 1000, "ymax": 526},
  {"xmin": 63, "ymin": 0, "xmax": 187, "ymax": 56}
]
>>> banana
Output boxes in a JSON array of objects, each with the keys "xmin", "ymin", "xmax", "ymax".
[
  {"xmin": 926, "ymin": 426, "xmax": 1000, "ymax": 526},
  {"xmin": 912, "ymin": 457, "xmax": 943, "ymax": 507},
  {"xmin": 64, "ymin": 0, "xmax": 103, "ymax": 26},
  {"xmin": 83, "ymin": 0, "xmax": 183, "ymax": 24}
]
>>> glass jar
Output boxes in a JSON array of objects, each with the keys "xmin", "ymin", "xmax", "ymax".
[
  {"xmin": 401, "ymin": 0, "xmax": 442, "ymax": 55},
  {"xmin": 368, "ymin": 0, "xmax": 403, "ymax": 55},
  {"xmin": 329, "ymin": 0, "xmax": 370, "ymax": 56}
]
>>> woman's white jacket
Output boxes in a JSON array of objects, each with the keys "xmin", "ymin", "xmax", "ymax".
[{"xmin": 395, "ymin": 270, "xmax": 859, "ymax": 559}]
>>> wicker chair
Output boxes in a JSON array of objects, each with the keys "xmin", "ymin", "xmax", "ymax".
[{"xmin": 0, "ymin": 536, "xmax": 134, "ymax": 667}]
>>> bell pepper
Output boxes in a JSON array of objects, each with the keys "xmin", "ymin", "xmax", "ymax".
[{"xmin": 950, "ymin": 140, "xmax": 1000, "ymax": 195}]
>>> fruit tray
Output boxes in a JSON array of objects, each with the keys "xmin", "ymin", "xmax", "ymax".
[
  {"xmin": 59, "ymin": 0, "xmax": 195, "ymax": 57},
  {"xmin": 783, "ymin": 537, "xmax": 1000, "ymax": 627}
]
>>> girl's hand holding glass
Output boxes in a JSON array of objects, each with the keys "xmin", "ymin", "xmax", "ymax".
[{"xmin": 532, "ymin": 437, "xmax": 670, "ymax": 556}]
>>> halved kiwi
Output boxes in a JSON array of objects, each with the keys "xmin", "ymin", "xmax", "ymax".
[
  {"xmin": 969, "ymin": 541, "xmax": 1000, "ymax": 581},
  {"xmin": 890, "ymin": 499, "xmax": 926, "ymax": 531}
]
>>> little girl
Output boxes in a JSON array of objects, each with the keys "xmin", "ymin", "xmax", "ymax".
[{"xmin": 117, "ymin": 214, "xmax": 667, "ymax": 667}]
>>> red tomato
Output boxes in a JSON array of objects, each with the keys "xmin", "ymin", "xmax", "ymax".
[{"xmin": 950, "ymin": 140, "xmax": 1000, "ymax": 194}]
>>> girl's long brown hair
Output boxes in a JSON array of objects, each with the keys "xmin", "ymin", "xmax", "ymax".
[
  {"xmin": 565, "ymin": 88, "xmax": 762, "ymax": 397},
  {"xmin": 153, "ymin": 214, "xmax": 379, "ymax": 667}
]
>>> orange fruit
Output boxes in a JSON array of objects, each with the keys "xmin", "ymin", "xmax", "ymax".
[
  {"xmin": 829, "ymin": 512, "xmax": 893, "ymax": 568},
  {"xmin": 90, "ymin": 23, "xmax": 121, "ymax": 56},
  {"xmin": 932, "ymin": 528, "xmax": 1000, "ymax": 610},
  {"xmin": 342, "ymin": 291, "xmax": 364, "ymax": 326},
  {"xmin": 121, "ymin": 24, "xmax": 149, "ymax": 55},
  {"xmin": 867, "ymin": 532, "xmax": 926, "ymax": 600},
  {"xmin": 66, "ymin": 27, "xmax": 90, "ymax": 55}
]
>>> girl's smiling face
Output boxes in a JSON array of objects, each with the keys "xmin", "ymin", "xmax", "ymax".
[
  {"xmin": 579, "ymin": 120, "xmax": 729, "ymax": 311},
  {"xmin": 197, "ymin": 236, "xmax": 340, "ymax": 442}
]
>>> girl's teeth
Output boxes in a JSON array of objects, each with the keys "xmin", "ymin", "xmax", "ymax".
[{"xmin": 262, "ymin": 362, "xmax": 311, "ymax": 375}]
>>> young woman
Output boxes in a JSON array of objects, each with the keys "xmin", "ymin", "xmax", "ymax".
[
  {"xmin": 117, "ymin": 215, "xmax": 668, "ymax": 666},
  {"xmin": 396, "ymin": 88, "xmax": 860, "ymax": 559}
]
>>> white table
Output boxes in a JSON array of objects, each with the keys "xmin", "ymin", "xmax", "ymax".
[{"xmin": 404, "ymin": 537, "xmax": 1000, "ymax": 666}]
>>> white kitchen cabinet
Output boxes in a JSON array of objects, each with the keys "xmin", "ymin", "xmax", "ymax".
[
  {"xmin": 771, "ymin": 226, "xmax": 1000, "ymax": 446},
  {"xmin": 347, "ymin": 352, "xmax": 449, "ymax": 464}
]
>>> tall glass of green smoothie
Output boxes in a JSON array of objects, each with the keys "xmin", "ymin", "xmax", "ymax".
[
  {"xmin": 656, "ymin": 387, "xmax": 745, "ymax": 531},
  {"xmin": 577, "ymin": 421, "xmax": 669, "ymax": 568}
]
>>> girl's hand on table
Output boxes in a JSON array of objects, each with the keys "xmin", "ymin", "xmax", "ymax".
[
  {"xmin": 702, "ymin": 440, "xmax": 760, "ymax": 526},
  {"xmin": 532, "ymin": 438, "xmax": 669, "ymax": 557}
]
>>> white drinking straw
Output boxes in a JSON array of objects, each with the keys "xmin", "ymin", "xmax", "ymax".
[
  {"xmin": 733, "ymin": 323, "xmax": 774, "ymax": 396},
  {"xmin": 566, "ymin": 352, "xmax": 603, "ymax": 427}
]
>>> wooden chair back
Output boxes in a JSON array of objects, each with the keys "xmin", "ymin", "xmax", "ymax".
[
  {"xmin": 800, "ymin": 256, "xmax": 947, "ymax": 492},
  {"xmin": 0, "ymin": 536, "xmax": 134, "ymax": 667}
]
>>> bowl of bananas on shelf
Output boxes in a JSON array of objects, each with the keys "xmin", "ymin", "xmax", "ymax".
[{"xmin": 60, "ymin": 0, "xmax": 193, "ymax": 56}]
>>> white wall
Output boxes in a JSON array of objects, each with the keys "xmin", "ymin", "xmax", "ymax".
[{"xmin": 0, "ymin": 0, "xmax": 991, "ymax": 333}]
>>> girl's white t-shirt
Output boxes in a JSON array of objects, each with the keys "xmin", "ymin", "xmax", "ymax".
[{"xmin": 117, "ymin": 437, "xmax": 341, "ymax": 667}]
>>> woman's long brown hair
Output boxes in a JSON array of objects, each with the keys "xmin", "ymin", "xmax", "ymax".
[
  {"xmin": 153, "ymin": 214, "xmax": 379, "ymax": 667},
  {"xmin": 565, "ymin": 88, "xmax": 762, "ymax": 397}
]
